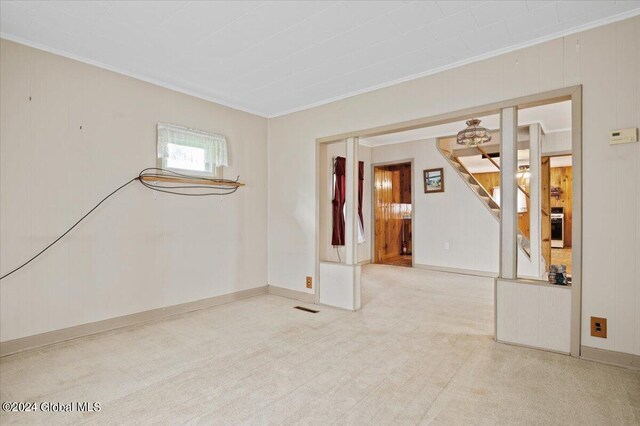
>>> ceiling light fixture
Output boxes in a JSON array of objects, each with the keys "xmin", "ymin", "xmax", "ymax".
[
  {"xmin": 457, "ymin": 119, "xmax": 492, "ymax": 146},
  {"xmin": 517, "ymin": 165, "xmax": 531, "ymax": 183}
]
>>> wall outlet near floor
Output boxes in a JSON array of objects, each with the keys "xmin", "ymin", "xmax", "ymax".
[
  {"xmin": 590, "ymin": 316, "xmax": 607, "ymax": 338},
  {"xmin": 444, "ymin": 242, "xmax": 450, "ymax": 250},
  {"xmin": 306, "ymin": 276, "xmax": 313, "ymax": 289}
]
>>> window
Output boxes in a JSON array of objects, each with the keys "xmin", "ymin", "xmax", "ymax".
[{"xmin": 157, "ymin": 123, "xmax": 228, "ymax": 177}]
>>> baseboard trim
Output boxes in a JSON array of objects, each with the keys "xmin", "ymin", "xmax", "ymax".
[
  {"xmin": 413, "ymin": 263, "xmax": 498, "ymax": 278},
  {"xmin": 496, "ymin": 339, "xmax": 570, "ymax": 356},
  {"xmin": 268, "ymin": 285, "xmax": 315, "ymax": 303},
  {"xmin": 0, "ymin": 286, "xmax": 268, "ymax": 357},
  {"xmin": 580, "ymin": 345, "xmax": 640, "ymax": 370}
]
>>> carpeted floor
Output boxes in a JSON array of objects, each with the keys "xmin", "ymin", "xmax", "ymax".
[{"xmin": 1, "ymin": 264, "xmax": 638, "ymax": 424}]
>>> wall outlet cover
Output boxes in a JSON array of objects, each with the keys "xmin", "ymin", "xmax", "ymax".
[
  {"xmin": 590, "ymin": 316, "xmax": 607, "ymax": 338},
  {"xmin": 306, "ymin": 276, "xmax": 313, "ymax": 289}
]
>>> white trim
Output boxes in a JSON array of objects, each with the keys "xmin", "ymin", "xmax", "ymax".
[
  {"xmin": 580, "ymin": 346, "xmax": 640, "ymax": 370},
  {"xmin": 0, "ymin": 286, "xmax": 268, "ymax": 357},
  {"xmin": 267, "ymin": 285, "xmax": 315, "ymax": 303},
  {"xmin": 345, "ymin": 137, "xmax": 359, "ymax": 266},
  {"xmin": 0, "ymin": 34, "xmax": 269, "ymax": 118},
  {"xmin": 499, "ymin": 107, "xmax": 518, "ymax": 280},
  {"xmin": 361, "ymin": 125, "xmax": 572, "ymax": 150},
  {"xmin": 570, "ymin": 87, "xmax": 583, "ymax": 358},
  {"xmin": 269, "ymin": 9, "xmax": 640, "ymax": 118},
  {"xmin": 413, "ymin": 263, "xmax": 497, "ymax": 278},
  {"xmin": 497, "ymin": 339, "xmax": 570, "ymax": 356},
  {"xmin": 544, "ymin": 127, "xmax": 572, "ymax": 134}
]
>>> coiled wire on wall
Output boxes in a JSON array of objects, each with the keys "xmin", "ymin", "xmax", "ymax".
[{"xmin": 0, "ymin": 168, "xmax": 242, "ymax": 281}]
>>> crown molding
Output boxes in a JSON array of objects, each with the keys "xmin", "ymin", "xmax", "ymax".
[
  {"xmin": 0, "ymin": 33, "xmax": 270, "ymax": 118},
  {"xmin": 2, "ymin": 8, "xmax": 638, "ymax": 119},
  {"xmin": 269, "ymin": 9, "xmax": 640, "ymax": 118}
]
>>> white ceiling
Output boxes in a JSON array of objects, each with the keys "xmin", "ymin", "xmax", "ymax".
[
  {"xmin": 361, "ymin": 100, "xmax": 571, "ymax": 146},
  {"xmin": 1, "ymin": 1, "xmax": 639, "ymax": 117}
]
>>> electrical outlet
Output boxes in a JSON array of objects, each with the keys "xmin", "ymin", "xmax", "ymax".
[
  {"xmin": 306, "ymin": 276, "xmax": 313, "ymax": 289},
  {"xmin": 591, "ymin": 317, "xmax": 607, "ymax": 338},
  {"xmin": 444, "ymin": 242, "xmax": 450, "ymax": 250}
]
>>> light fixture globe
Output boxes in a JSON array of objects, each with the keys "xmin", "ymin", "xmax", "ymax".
[{"xmin": 457, "ymin": 118, "xmax": 492, "ymax": 146}]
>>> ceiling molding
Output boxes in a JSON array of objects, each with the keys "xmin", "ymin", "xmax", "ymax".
[
  {"xmin": 269, "ymin": 8, "xmax": 640, "ymax": 118},
  {"xmin": 0, "ymin": 33, "xmax": 270, "ymax": 118},
  {"xmin": 2, "ymin": 7, "xmax": 638, "ymax": 119}
]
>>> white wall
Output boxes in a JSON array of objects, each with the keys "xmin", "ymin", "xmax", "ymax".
[
  {"xmin": 543, "ymin": 130, "xmax": 572, "ymax": 155},
  {"xmin": 370, "ymin": 138, "xmax": 538, "ymax": 277},
  {"xmin": 0, "ymin": 39, "xmax": 268, "ymax": 342},
  {"xmin": 268, "ymin": 17, "xmax": 640, "ymax": 356},
  {"xmin": 372, "ymin": 139, "xmax": 499, "ymax": 273}
]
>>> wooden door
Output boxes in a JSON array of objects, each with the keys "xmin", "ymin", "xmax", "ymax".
[{"xmin": 374, "ymin": 164, "xmax": 412, "ymax": 263}]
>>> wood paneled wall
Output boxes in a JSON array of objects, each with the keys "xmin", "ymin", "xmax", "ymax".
[
  {"xmin": 474, "ymin": 172, "xmax": 531, "ymax": 240},
  {"xmin": 474, "ymin": 164, "xmax": 572, "ymax": 254},
  {"xmin": 374, "ymin": 164, "xmax": 411, "ymax": 262},
  {"xmin": 474, "ymin": 172, "xmax": 500, "ymax": 198},
  {"xmin": 550, "ymin": 166, "xmax": 573, "ymax": 247}
]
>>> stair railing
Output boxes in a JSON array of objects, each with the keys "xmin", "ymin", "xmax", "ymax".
[{"xmin": 475, "ymin": 145, "xmax": 549, "ymax": 218}]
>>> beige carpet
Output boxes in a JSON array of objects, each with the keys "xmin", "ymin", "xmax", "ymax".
[{"xmin": 1, "ymin": 264, "xmax": 638, "ymax": 424}]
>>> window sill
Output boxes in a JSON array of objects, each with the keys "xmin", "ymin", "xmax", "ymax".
[{"xmin": 140, "ymin": 176, "xmax": 244, "ymax": 187}]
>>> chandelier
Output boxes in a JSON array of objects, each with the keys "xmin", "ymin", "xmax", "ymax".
[
  {"xmin": 456, "ymin": 119, "xmax": 492, "ymax": 146},
  {"xmin": 517, "ymin": 165, "xmax": 530, "ymax": 183}
]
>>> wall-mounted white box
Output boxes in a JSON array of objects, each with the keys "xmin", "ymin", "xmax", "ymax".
[{"xmin": 609, "ymin": 128, "xmax": 638, "ymax": 145}]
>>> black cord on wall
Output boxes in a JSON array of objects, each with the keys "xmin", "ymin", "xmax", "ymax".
[{"xmin": 0, "ymin": 168, "xmax": 241, "ymax": 281}]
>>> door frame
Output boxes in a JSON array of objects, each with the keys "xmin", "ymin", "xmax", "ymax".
[
  {"xmin": 316, "ymin": 86, "xmax": 581, "ymax": 356},
  {"xmin": 370, "ymin": 159, "xmax": 415, "ymax": 267}
]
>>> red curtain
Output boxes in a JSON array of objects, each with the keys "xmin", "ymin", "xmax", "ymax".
[
  {"xmin": 332, "ymin": 157, "xmax": 364, "ymax": 246},
  {"xmin": 331, "ymin": 157, "xmax": 346, "ymax": 246}
]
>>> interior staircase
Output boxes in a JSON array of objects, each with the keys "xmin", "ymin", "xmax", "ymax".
[{"xmin": 437, "ymin": 145, "xmax": 531, "ymax": 257}]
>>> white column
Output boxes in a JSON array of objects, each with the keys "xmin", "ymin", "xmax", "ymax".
[
  {"xmin": 500, "ymin": 107, "xmax": 518, "ymax": 279},
  {"xmin": 320, "ymin": 137, "xmax": 361, "ymax": 310},
  {"xmin": 529, "ymin": 124, "xmax": 542, "ymax": 277},
  {"xmin": 345, "ymin": 137, "xmax": 359, "ymax": 266}
]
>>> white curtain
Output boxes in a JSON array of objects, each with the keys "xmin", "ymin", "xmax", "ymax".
[{"xmin": 157, "ymin": 123, "xmax": 228, "ymax": 170}]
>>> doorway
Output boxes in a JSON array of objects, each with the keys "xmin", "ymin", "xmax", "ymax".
[
  {"xmin": 545, "ymin": 154, "xmax": 573, "ymax": 275},
  {"xmin": 373, "ymin": 162, "xmax": 412, "ymax": 267}
]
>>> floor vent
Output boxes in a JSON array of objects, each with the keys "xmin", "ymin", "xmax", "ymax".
[{"xmin": 294, "ymin": 306, "xmax": 319, "ymax": 313}]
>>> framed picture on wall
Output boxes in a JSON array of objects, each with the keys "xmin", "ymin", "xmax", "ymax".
[{"xmin": 423, "ymin": 168, "xmax": 444, "ymax": 193}]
